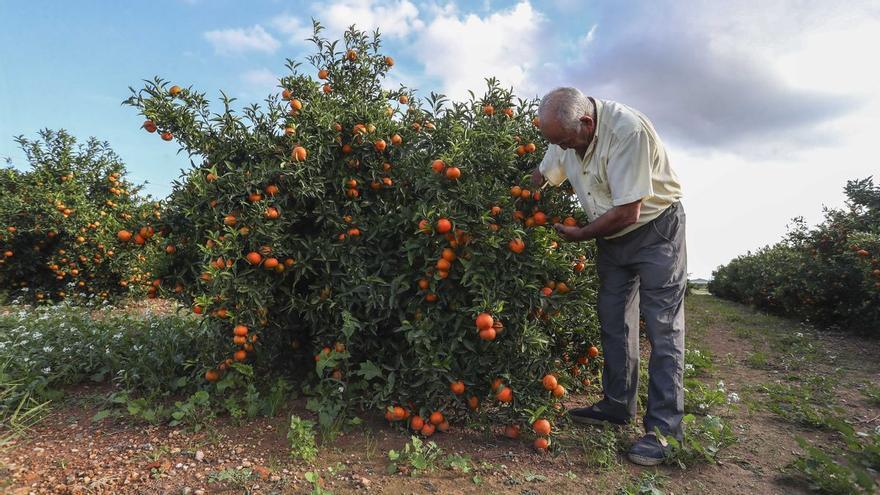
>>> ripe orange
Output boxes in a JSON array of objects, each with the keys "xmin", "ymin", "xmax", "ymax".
[
  {"xmin": 503, "ymin": 424, "xmax": 520, "ymax": 439},
  {"xmin": 516, "ymin": 145, "xmax": 526, "ymax": 156},
  {"xmin": 425, "ymin": 293, "xmax": 438, "ymax": 302},
  {"xmin": 160, "ymin": 132, "xmax": 173, "ymax": 141},
  {"xmin": 233, "ymin": 335, "xmax": 247, "ymax": 346},
  {"xmin": 390, "ymin": 134, "xmax": 403, "ymax": 146},
  {"xmin": 233, "ymin": 350, "xmax": 247, "ymax": 362},
  {"xmin": 525, "ymin": 143, "xmax": 536, "ymax": 153},
  {"xmin": 588, "ymin": 345, "xmax": 600, "ymax": 358},
  {"xmin": 117, "ymin": 230, "xmax": 132, "ymax": 242},
  {"xmin": 436, "ymin": 218, "xmax": 452, "ymax": 234},
  {"xmin": 508, "ymin": 238, "xmax": 525, "ymax": 254},
  {"xmin": 445, "ymin": 167, "xmax": 461, "ymax": 180},
  {"xmin": 541, "ymin": 287, "xmax": 553, "ymax": 297},
  {"xmin": 491, "ymin": 378, "xmax": 503, "ymax": 391},
  {"xmin": 475, "ymin": 312, "xmax": 494, "ymax": 330},
  {"xmin": 431, "ymin": 159, "xmax": 445, "ymax": 173},
  {"xmin": 384, "ymin": 56, "xmax": 394, "ymax": 66},
  {"xmin": 542, "ymin": 374, "xmax": 558, "ymax": 391},
  {"xmin": 533, "ymin": 212, "xmax": 547, "ymax": 226},
  {"xmin": 233, "ymin": 324, "xmax": 248, "ymax": 336},
  {"xmin": 534, "ymin": 438, "xmax": 549, "ymax": 451},
  {"xmin": 346, "ymin": 49, "xmax": 357, "ymax": 61},
  {"xmin": 857, "ymin": 249, "xmax": 870, "ymax": 257},
  {"xmin": 442, "ymin": 248, "xmax": 457, "ymax": 262},
  {"xmin": 563, "ymin": 216, "xmax": 577, "ymax": 226},
  {"xmin": 495, "ymin": 386, "xmax": 512, "ymax": 402},
  {"xmin": 490, "ymin": 206, "xmax": 502, "ymax": 216},
  {"xmin": 438, "ymin": 420, "xmax": 449, "ymax": 432},
  {"xmin": 143, "ymin": 120, "xmax": 157, "ymax": 133},
  {"xmin": 246, "ymin": 252, "xmax": 262, "ymax": 265},
  {"xmin": 429, "ymin": 411, "xmax": 444, "ymax": 425},
  {"xmin": 479, "ymin": 328, "xmax": 496, "ymax": 341},
  {"xmin": 483, "ymin": 104, "xmax": 495, "ymax": 116},
  {"xmin": 552, "ymin": 385, "xmax": 566, "ymax": 398},
  {"xmin": 374, "ymin": 139, "xmax": 387, "ymax": 152},
  {"xmin": 292, "ymin": 146, "xmax": 308, "ymax": 162},
  {"xmin": 511, "ymin": 186, "xmax": 522, "ymax": 197},
  {"xmin": 322, "ymin": 83, "xmax": 332, "ymax": 94},
  {"xmin": 205, "ymin": 370, "xmax": 220, "ymax": 382},
  {"xmin": 436, "ymin": 258, "xmax": 451, "ymax": 271},
  {"xmin": 410, "ymin": 415, "xmax": 425, "ymax": 430},
  {"xmin": 533, "ymin": 419, "xmax": 551, "ymax": 435},
  {"xmin": 263, "ymin": 257, "xmax": 279, "ymax": 269},
  {"xmin": 318, "ymin": 69, "xmax": 329, "ymax": 79},
  {"xmin": 420, "ymin": 423, "xmax": 435, "ymax": 437},
  {"xmin": 468, "ymin": 396, "xmax": 479, "ymax": 410},
  {"xmin": 450, "ymin": 381, "xmax": 465, "ymax": 395},
  {"xmin": 418, "ymin": 278, "xmax": 430, "ymax": 290}
]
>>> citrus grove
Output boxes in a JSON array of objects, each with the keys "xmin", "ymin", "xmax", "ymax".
[
  {"xmin": 710, "ymin": 177, "xmax": 880, "ymax": 336},
  {"xmin": 0, "ymin": 130, "xmax": 163, "ymax": 304},
  {"xmin": 120, "ymin": 24, "xmax": 602, "ymax": 449}
]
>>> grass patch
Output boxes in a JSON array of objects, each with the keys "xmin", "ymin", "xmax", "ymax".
[{"xmin": 754, "ymin": 375, "xmax": 843, "ymax": 430}]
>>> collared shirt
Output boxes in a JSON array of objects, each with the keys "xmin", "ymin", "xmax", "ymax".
[{"xmin": 538, "ymin": 98, "xmax": 683, "ymax": 239}]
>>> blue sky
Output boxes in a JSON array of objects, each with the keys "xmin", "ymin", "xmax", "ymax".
[{"xmin": 2, "ymin": 1, "xmax": 879, "ymax": 277}]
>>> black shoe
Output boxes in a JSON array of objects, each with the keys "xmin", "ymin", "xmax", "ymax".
[
  {"xmin": 568, "ymin": 402, "xmax": 630, "ymax": 426},
  {"xmin": 627, "ymin": 432, "xmax": 669, "ymax": 466}
]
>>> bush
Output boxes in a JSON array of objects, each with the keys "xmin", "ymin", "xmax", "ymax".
[
  {"xmin": 122, "ymin": 22, "xmax": 601, "ymax": 443},
  {"xmin": 0, "ymin": 130, "xmax": 163, "ymax": 303},
  {"xmin": 709, "ymin": 177, "xmax": 880, "ymax": 335}
]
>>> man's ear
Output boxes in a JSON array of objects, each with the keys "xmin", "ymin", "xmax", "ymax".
[{"xmin": 579, "ymin": 114, "xmax": 594, "ymax": 130}]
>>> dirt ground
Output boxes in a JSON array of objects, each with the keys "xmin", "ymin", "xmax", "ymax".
[{"xmin": 2, "ymin": 294, "xmax": 878, "ymax": 494}]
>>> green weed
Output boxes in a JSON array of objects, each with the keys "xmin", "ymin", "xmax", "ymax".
[{"xmin": 288, "ymin": 414, "xmax": 319, "ymax": 462}]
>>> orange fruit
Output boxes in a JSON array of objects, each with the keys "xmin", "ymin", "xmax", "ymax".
[
  {"xmin": 438, "ymin": 420, "xmax": 449, "ymax": 432},
  {"xmin": 491, "ymin": 378, "xmax": 503, "ymax": 391},
  {"xmin": 563, "ymin": 216, "xmax": 577, "ymax": 226},
  {"xmin": 525, "ymin": 143, "xmax": 536, "ymax": 153},
  {"xmin": 534, "ymin": 438, "xmax": 549, "ymax": 451},
  {"xmin": 233, "ymin": 325, "xmax": 249, "ymax": 336},
  {"xmin": 436, "ymin": 258, "xmax": 451, "ymax": 271},
  {"xmin": 468, "ymin": 396, "xmax": 479, "ymax": 410},
  {"xmin": 292, "ymin": 146, "xmax": 308, "ymax": 162},
  {"xmin": 503, "ymin": 424, "xmax": 520, "ymax": 439},
  {"xmin": 541, "ymin": 287, "xmax": 553, "ymax": 297},
  {"xmin": 436, "ymin": 218, "xmax": 452, "ymax": 234},
  {"xmin": 418, "ymin": 278, "xmax": 430, "ymax": 290},
  {"xmin": 495, "ymin": 386, "xmax": 512, "ymax": 402},
  {"xmin": 552, "ymin": 385, "xmax": 566, "ymax": 398},
  {"xmin": 318, "ymin": 69, "xmax": 329, "ymax": 79},
  {"xmin": 475, "ymin": 312, "xmax": 494, "ymax": 330},
  {"xmin": 533, "ymin": 419, "xmax": 551, "ymax": 435},
  {"xmin": 410, "ymin": 415, "xmax": 424, "ymax": 430},
  {"xmin": 322, "ymin": 83, "xmax": 332, "ymax": 94},
  {"xmin": 117, "ymin": 230, "xmax": 132, "ymax": 242},
  {"xmin": 265, "ymin": 207, "xmax": 280, "ymax": 219},
  {"xmin": 425, "ymin": 293, "xmax": 438, "ymax": 302},
  {"xmin": 542, "ymin": 374, "xmax": 558, "ymax": 391},
  {"xmin": 588, "ymin": 346, "xmax": 600, "ymax": 358},
  {"xmin": 431, "ymin": 159, "xmax": 445, "ymax": 173},
  {"xmin": 508, "ymin": 238, "xmax": 525, "ymax": 254},
  {"xmin": 263, "ymin": 258, "xmax": 279, "ymax": 269},
  {"xmin": 510, "ymin": 186, "xmax": 522, "ymax": 197},
  {"xmin": 161, "ymin": 131, "xmax": 173, "ymax": 141},
  {"xmin": 143, "ymin": 120, "xmax": 157, "ymax": 133},
  {"xmin": 391, "ymin": 134, "xmax": 403, "ymax": 146},
  {"xmin": 445, "ymin": 167, "xmax": 461, "ymax": 180},
  {"xmin": 429, "ymin": 411, "xmax": 444, "ymax": 426},
  {"xmin": 483, "ymin": 104, "xmax": 495, "ymax": 116},
  {"xmin": 450, "ymin": 381, "xmax": 465, "ymax": 395},
  {"xmin": 384, "ymin": 56, "xmax": 394, "ymax": 66},
  {"xmin": 205, "ymin": 370, "xmax": 220, "ymax": 382},
  {"xmin": 479, "ymin": 328, "xmax": 496, "ymax": 341},
  {"xmin": 233, "ymin": 350, "xmax": 247, "ymax": 362},
  {"xmin": 246, "ymin": 252, "xmax": 262, "ymax": 265},
  {"xmin": 346, "ymin": 49, "xmax": 357, "ymax": 61},
  {"xmin": 420, "ymin": 423, "xmax": 435, "ymax": 437},
  {"xmin": 490, "ymin": 206, "xmax": 502, "ymax": 216},
  {"xmin": 516, "ymin": 145, "xmax": 526, "ymax": 156},
  {"xmin": 374, "ymin": 139, "xmax": 387, "ymax": 151},
  {"xmin": 441, "ymin": 248, "xmax": 457, "ymax": 262}
]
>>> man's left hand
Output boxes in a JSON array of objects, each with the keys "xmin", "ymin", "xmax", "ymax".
[{"xmin": 553, "ymin": 223, "xmax": 590, "ymax": 242}]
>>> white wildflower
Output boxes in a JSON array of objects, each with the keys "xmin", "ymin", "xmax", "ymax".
[{"xmin": 727, "ymin": 392, "xmax": 740, "ymax": 404}]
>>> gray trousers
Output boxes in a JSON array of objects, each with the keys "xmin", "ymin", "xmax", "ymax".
[{"xmin": 595, "ymin": 202, "xmax": 686, "ymax": 438}]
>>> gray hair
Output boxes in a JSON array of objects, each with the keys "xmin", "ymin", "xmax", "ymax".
[{"xmin": 538, "ymin": 87, "xmax": 593, "ymax": 132}]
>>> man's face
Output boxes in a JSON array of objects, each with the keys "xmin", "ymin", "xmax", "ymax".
[{"xmin": 540, "ymin": 116, "xmax": 591, "ymax": 151}]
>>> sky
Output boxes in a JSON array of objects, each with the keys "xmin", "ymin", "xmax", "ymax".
[{"xmin": 1, "ymin": 0, "xmax": 879, "ymax": 278}]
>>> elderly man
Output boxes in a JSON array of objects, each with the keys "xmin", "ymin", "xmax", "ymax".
[{"xmin": 532, "ymin": 87, "xmax": 685, "ymax": 466}]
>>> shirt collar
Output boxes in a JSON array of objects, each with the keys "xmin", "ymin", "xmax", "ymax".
[{"xmin": 580, "ymin": 97, "xmax": 602, "ymax": 169}]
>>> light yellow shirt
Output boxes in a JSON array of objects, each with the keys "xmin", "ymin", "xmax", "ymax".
[{"xmin": 539, "ymin": 98, "xmax": 683, "ymax": 239}]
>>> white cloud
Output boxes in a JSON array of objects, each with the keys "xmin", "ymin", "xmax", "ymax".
[
  {"xmin": 320, "ymin": 0, "xmax": 425, "ymax": 39},
  {"xmin": 418, "ymin": 1, "xmax": 546, "ymax": 101},
  {"xmin": 271, "ymin": 15, "xmax": 315, "ymax": 46},
  {"xmin": 240, "ymin": 68, "xmax": 281, "ymax": 99},
  {"xmin": 204, "ymin": 25, "xmax": 281, "ymax": 55}
]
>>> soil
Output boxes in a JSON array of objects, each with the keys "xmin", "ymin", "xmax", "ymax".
[{"xmin": 2, "ymin": 294, "xmax": 878, "ymax": 494}]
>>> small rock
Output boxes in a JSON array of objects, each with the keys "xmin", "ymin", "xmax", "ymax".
[{"xmin": 194, "ymin": 450, "xmax": 205, "ymax": 462}]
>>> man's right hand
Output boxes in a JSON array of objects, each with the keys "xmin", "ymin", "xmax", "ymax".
[{"xmin": 530, "ymin": 168, "xmax": 544, "ymax": 187}]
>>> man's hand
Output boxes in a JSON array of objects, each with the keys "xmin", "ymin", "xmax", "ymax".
[
  {"xmin": 553, "ymin": 223, "xmax": 590, "ymax": 242},
  {"xmin": 530, "ymin": 168, "xmax": 544, "ymax": 187}
]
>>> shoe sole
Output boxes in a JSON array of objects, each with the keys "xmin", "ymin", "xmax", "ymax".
[{"xmin": 627, "ymin": 453, "xmax": 665, "ymax": 466}]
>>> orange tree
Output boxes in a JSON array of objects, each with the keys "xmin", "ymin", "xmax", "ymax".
[
  {"xmin": 0, "ymin": 130, "xmax": 163, "ymax": 304},
  {"xmin": 125, "ymin": 23, "xmax": 601, "ymax": 448},
  {"xmin": 710, "ymin": 177, "xmax": 880, "ymax": 335}
]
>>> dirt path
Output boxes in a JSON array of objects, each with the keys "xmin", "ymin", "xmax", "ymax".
[{"xmin": 2, "ymin": 294, "xmax": 878, "ymax": 494}]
